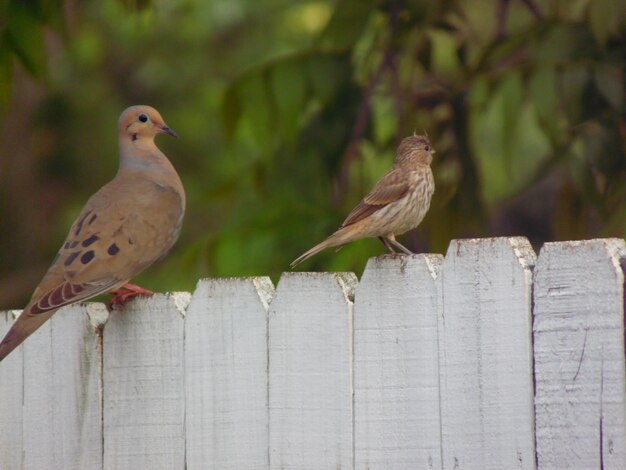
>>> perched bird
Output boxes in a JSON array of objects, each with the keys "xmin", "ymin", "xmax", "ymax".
[
  {"xmin": 0, "ymin": 105, "xmax": 185, "ymax": 361},
  {"xmin": 291, "ymin": 135, "xmax": 435, "ymax": 267}
]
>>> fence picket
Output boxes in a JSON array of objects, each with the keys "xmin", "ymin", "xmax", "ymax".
[
  {"xmin": 533, "ymin": 239, "xmax": 626, "ymax": 469},
  {"xmin": 354, "ymin": 254, "xmax": 444, "ymax": 470},
  {"xmin": 185, "ymin": 277, "xmax": 273, "ymax": 469},
  {"xmin": 103, "ymin": 293, "xmax": 190, "ymax": 470},
  {"xmin": 268, "ymin": 272, "xmax": 357, "ymax": 469},
  {"xmin": 438, "ymin": 237, "xmax": 536, "ymax": 469},
  {"xmin": 22, "ymin": 304, "xmax": 106, "ymax": 470},
  {"xmin": 0, "ymin": 310, "xmax": 24, "ymax": 470},
  {"xmin": 0, "ymin": 237, "xmax": 624, "ymax": 470}
]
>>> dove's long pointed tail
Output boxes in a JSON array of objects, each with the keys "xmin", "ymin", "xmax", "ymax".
[{"xmin": 0, "ymin": 306, "xmax": 56, "ymax": 361}]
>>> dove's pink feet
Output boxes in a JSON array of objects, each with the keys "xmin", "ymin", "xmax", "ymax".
[{"xmin": 109, "ymin": 283, "xmax": 154, "ymax": 307}]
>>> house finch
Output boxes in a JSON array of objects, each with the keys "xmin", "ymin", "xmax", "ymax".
[
  {"xmin": 291, "ymin": 135, "xmax": 435, "ymax": 267},
  {"xmin": 0, "ymin": 106, "xmax": 185, "ymax": 361}
]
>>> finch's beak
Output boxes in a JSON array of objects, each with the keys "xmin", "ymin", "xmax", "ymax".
[{"xmin": 156, "ymin": 124, "xmax": 179, "ymax": 139}]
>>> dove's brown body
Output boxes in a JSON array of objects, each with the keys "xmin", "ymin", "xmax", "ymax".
[
  {"xmin": 0, "ymin": 105, "xmax": 185, "ymax": 361},
  {"xmin": 291, "ymin": 135, "xmax": 435, "ymax": 266}
]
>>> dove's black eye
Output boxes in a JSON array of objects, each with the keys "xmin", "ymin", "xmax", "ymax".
[{"xmin": 138, "ymin": 113, "xmax": 148, "ymax": 123}]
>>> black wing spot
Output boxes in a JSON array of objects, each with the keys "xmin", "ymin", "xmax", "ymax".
[
  {"xmin": 80, "ymin": 250, "xmax": 95, "ymax": 264},
  {"xmin": 64, "ymin": 251, "xmax": 81, "ymax": 266},
  {"xmin": 87, "ymin": 213, "xmax": 98, "ymax": 225},
  {"xmin": 74, "ymin": 210, "xmax": 92, "ymax": 236},
  {"xmin": 108, "ymin": 243, "xmax": 120, "ymax": 255},
  {"xmin": 82, "ymin": 234, "xmax": 99, "ymax": 247},
  {"xmin": 128, "ymin": 238, "xmax": 134, "ymax": 245}
]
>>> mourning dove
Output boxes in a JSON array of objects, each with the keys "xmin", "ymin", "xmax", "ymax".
[
  {"xmin": 0, "ymin": 105, "xmax": 185, "ymax": 361},
  {"xmin": 291, "ymin": 135, "xmax": 435, "ymax": 266}
]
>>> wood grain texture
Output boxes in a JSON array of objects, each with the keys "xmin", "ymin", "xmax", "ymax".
[
  {"xmin": 0, "ymin": 310, "xmax": 23, "ymax": 470},
  {"xmin": 0, "ymin": 237, "xmax": 623, "ymax": 469},
  {"xmin": 534, "ymin": 239, "xmax": 626, "ymax": 469},
  {"xmin": 103, "ymin": 293, "xmax": 190, "ymax": 470},
  {"xmin": 22, "ymin": 303, "xmax": 107, "ymax": 470},
  {"xmin": 268, "ymin": 272, "xmax": 357, "ymax": 470},
  {"xmin": 354, "ymin": 254, "xmax": 443, "ymax": 469},
  {"xmin": 185, "ymin": 277, "xmax": 274, "ymax": 470},
  {"xmin": 439, "ymin": 237, "xmax": 536, "ymax": 469}
]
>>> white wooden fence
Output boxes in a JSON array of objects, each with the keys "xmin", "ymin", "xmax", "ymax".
[{"xmin": 0, "ymin": 237, "xmax": 624, "ymax": 470}]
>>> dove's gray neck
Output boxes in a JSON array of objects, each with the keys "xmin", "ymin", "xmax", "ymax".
[{"xmin": 118, "ymin": 138, "xmax": 178, "ymax": 179}]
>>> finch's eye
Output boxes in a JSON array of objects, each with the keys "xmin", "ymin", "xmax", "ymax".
[
  {"xmin": 138, "ymin": 113, "xmax": 148, "ymax": 123},
  {"xmin": 425, "ymin": 145, "xmax": 430, "ymax": 151}
]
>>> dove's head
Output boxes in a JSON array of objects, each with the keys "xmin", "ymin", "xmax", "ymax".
[
  {"xmin": 118, "ymin": 105, "xmax": 178, "ymax": 142},
  {"xmin": 394, "ymin": 135, "xmax": 435, "ymax": 167}
]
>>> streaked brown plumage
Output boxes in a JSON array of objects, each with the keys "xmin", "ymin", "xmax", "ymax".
[
  {"xmin": 291, "ymin": 135, "xmax": 435, "ymax": 267},
  {"xmin": 0, "ymin": 105, "xmax": 185, "ymax": 361}
]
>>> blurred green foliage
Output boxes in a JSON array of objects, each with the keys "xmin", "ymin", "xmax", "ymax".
[{"xmin": 0, "ymin": 0, "xmax": 625, "ymax": 306}]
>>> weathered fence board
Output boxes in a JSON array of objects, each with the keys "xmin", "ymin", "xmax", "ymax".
[
  {"xmin": 103, "ymin": 293, "xmax": 190, "ymax": 470},
  {"xmin": 23, "ymin": 303, "xmax": 106, "ymax": 470},
  {"xmin": 533, "ymin": 239, "xmax": 626, "ymax": 470},
  {"xmin": 438, "ymin": 237, "xmax": 536, "ymax": 469},
  {"xmin": 0, "ymin": 310, "xmax": 23, "ymax": 470},
  {"xmin": 185, "ymin": 277, "xmax": 274, "ymax": 470},
  {"xmin": 0, "ymin": 237, "xmax": 624, "ymax": 470},
  {"xmin": 354, "ymin": 254, "xmax": 443, "ymax": 469},
  {"xmin": 268, "ymin": 272, "xmax": 357, "ymax": 469}
]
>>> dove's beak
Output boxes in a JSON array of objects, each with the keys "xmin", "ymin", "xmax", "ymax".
[{"xmin": 157, "ymin": 124, "xmax": 179, "ymax": 139}]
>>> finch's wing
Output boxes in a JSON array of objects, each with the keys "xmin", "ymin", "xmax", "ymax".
[{"xmin": 341, "ymin": 168, "xmax": 409, "ymax": 227}]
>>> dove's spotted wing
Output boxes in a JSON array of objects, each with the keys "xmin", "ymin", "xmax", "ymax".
[{"xmin": 0, "ymin": 173, "xmax": 184, "ymax": 361}]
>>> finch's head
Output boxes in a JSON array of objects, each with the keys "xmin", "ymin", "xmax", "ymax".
[
  {"xmin": 395, "ymin": 135, "xmax": 435, "ymax": 167},
  {"xmin": 118, "ymin": 105, "xmax": 178, "ymax": 142}
]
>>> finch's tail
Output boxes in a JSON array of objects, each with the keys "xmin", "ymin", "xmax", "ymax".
[{"xmin": 291, "ymin": 232, "xmax": 346, "ymax": 268}]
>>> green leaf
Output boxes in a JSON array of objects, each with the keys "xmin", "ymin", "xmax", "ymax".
[
  {"xmin": 529, "ymin": 66, "xmax": 557, "ymax": 119},
  {"xmin": 588, "ymin": 0, "xmax": 620, "ymax": 46},
  {"xmin": 238, "ymin": 72, "xmax": 274, "ymax": 147},
  {"xmin": 559, "ymin": 64, "xmax": 589, "ymax": 122},
  {"xmin": 467, "ymin": 76, "xmax": 489, "ymax": 109},
  {"xmin": 316, "ymin": 0, "xmax": 376, "ymax": 50},
  {"xmin": 470, "ymin": 72, "xmax": 550, "ymax": 203},
  {"xmin": 5, "ymin": 2, "xmax": 46, "ymax": 77},
  {"xmin": 307, "ymin": 53, "xmax": 348, "ymax": 104},
  {"xmin": 499, "ymin": 72, "xmax": 524, "ymax": 153},
  {"xmin": 529, "ymin": 66, "xmax": 566, "ymax": 141},
  {"xmin": 220, "ymin": 83, "xmax": 242, "ymax": 140},
  {"xmin": 428, "ymin": 28, "xmax": 460, "ymax": 78},
  {"xmin": 594, "ymin": 64, "xmax": 623, "ymax": 110},
  {"xmin": 531, "ymin": 25, "xmax": 590, "ymax": 64},
  {"xmin": 370, "ymin": 93, "xmax": 396, "ymax": 145},
  {"xmin": 0, "ymin": 45, "xmax": 12, "ymax": 108},
  {"xmin": 270, "ymin": 58, "xmax": 307, "ymax": 143}
]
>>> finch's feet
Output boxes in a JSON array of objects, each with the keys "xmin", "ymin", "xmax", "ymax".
[
  {"xmin": 109, "ymin": 283, "xmax": 154, "ymax": 307},
  {"xmin": 379, "ymin": 236, "xmax": 414, "ymax": 255},
  {"xmin": 379, "ymin": 236, "xmax": 397, "ymax": 253},
  {"xmin": 392, "ymin": 241, "xmax": 413, "ymax": 255}
]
